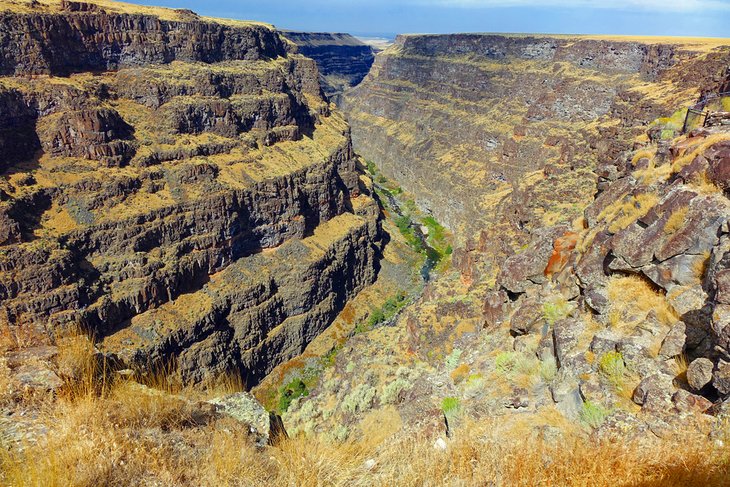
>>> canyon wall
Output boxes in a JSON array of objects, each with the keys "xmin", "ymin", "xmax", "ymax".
[
  {"xmin": 0, "ymin": 0, "xmax": 382, "ymax": 385},
  {"xmin": 344, "ymin": 34, "xmax": 730, "ymax": 248},
  {"xmin": 284, "ymin": 31, "xmax": 374, "ymax": 104}
]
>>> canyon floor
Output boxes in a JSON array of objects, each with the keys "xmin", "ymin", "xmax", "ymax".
[{"xmin": 2, "ymin": 0, "xmax": 730, "ymax": 485}]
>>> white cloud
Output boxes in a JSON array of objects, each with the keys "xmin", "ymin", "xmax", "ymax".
[{"xmin": 412, "ymin": 0, "xmax": 730, "ymax": 11}]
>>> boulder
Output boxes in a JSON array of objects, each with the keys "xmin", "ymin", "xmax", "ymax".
[
  {"xmin": 207, "ymin": 392, "xmax": 272, "ymax": 446},
  {"xmin": 497, "ymin": 226, "xmax": 568, "ymax": 294},
  {"xmin": 658, "ymin": 322, "xmax": 686, "ymax": 359},
  {"xmin": 706, "ymin": 141, "xmax": 730, "ymax": 192},
  {"xmin": 590, "ymin": 329, "xmax": 620, "ymax": 356},
  {"xmin": 13, "ymin": 363, "xmax": 63, "ymax": 393},
  {"xmin": 632, "ymin": 374, "xmax": 674, "ymax": 412},
  {"xmin": 712, "ymin": 360, "xmax": 730, "ymax": 396},
  {"xmin": 672, "ymin": 389, "xmax": 712, "ymax": 414},
  {"xmin": 553, "ymin": 318, "xmax": 585, "ymax": 368},
  {"xmin": 550, "ymin": 378, "xmax": 583, "ymax": 419},
  {"xmin": 687, "ymin": 358, "xmax": 714, "ymax": 392},
  {"xmin": 506, "ymin": 387, "xmax": 529, "ymax": 409},
  {"xmin": 483, "ymin": 290, "xmax": 510, "ymax": 328},
  {"xmin": 509, "ymin": 297, "xmax": 543, "ymax": 336}
]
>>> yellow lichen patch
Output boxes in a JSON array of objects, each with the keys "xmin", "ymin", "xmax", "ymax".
[{"xmin": 450, "ymin": 363, "xmax": 471, "ymax": 384}]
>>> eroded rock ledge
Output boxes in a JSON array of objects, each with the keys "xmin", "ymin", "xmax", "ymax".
[{"xmin": 0, "ymin": 1, "xmax": 383, "ymax": 386}]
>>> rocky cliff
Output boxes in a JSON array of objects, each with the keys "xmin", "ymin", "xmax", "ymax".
[
  {"xmin": 0, "ymin": 0, "xmax": 382, "ymax": 386},
  {"xmin": 284, "ymin": 31, "xmax": 374, "ymax": 104},
  {"xmin": 344, "ymin": 34, "xmax": 730, "ymax": 246}
]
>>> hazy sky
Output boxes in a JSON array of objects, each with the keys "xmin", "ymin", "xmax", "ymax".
[{"xmin": 126, "ymin": 0, "xmax": 730, "ymax": 38}]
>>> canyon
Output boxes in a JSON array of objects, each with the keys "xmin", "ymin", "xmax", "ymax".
[
  {"xmin": 2, "ymin": 0, "xmax": 730, "ymax": 484},
  {"xmin": 284, "ymin": 31, "xmax": 375, "ymax": 104}
]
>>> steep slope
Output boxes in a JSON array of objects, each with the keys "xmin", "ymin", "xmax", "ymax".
[
  {"xmin": 0, "ymin": 0, "xmax": 382, "ymax": 385},
  {"xmin": 284, "ymin": 31, "xmax": 375, "ymax": 104},
  {"xmin": 282, "ymin": 35, "xmax": 730, "ymax": 443},
  {"xmin": 344, "ymin": 35, "xmax": 730, "ymax": 245}
]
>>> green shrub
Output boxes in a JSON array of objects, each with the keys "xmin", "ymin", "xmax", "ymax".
[
  {"xmin": 380, "ymin": 378, "xmax": 411, "ymax": 405},
  {"xmin": 599, "ymin": 351, "xmax": 625, "ymax": 387},
  {"xmin": 464, "ymin": 373, "xmax": 485, "ymax": 390},
  {"xmin": 357, "ymin": 291, "xmax": 409, "ymax": 334},
  {"xmin": 539, "ymin": 356, "xmax": 558, "ymax": 382},
  {"xmin": 66, "ymin": 199, "xmax": 95, "ymax": 225},
  {"xmin": 495, "ymin": 351, "xmax": 517, "ymax": 373},
  {"xmin": 441, "ymin": 397, "xmax": 461, "ymax": 417},
  {"xmin": 331, "ymin": 424, "xmax": 350, "ymax": 442},
  {"xmin": 445, "ymin": 348, "xmax": 462, "ymax": 371},
  {"xmin": 321, "ymin": 346, "xmax": 341, "ymax": 368},
  {"xmin": 278, "ymin": 378, "xmax": 308, "ymax": 413},
  {"xmin": 542, "ymin": 297, "xmax": 573, "ymax": 324},
  {"xmin": 513, "ymin": 354, "xmax": 540, "ymax": 375},
  {"xmin": 580, "ymin": 400, "xmax": 610, "ymax": 429},
  {"xmin": 366, "ymin": 160, "xmax": 378, "ymax": 176},
  {"xmin": 342, "ymin": 384, "xmax": 377, "ymax": 414}
]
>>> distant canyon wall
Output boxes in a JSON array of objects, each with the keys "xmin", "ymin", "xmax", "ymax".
[
  {"xmin": 284, "ymin": 31, "xmax": 375, "ymax": 104},
  {"xmin": 344, "ymin": 34, "xmax": 730, "ymax": 247}
]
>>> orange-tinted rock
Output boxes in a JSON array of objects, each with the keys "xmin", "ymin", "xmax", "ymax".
[{"xmin": 544, "ymin": 231, "xmax": 578, "ymax": 277}]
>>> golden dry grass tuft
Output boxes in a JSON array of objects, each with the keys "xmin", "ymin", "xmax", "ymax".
[
  {"xmin": 664, "ymin": 207, "xmax": 688, "ymax": 234},
  {"xmin": 598, "ymin": 192, "xmax": 660, "ymax": 234},
  {"xmin": 606, "ymin": 274, "xmax": 678, "ymax": 328}
]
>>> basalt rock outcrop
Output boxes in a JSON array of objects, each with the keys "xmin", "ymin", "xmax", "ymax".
[
  {"xmin": 0, "ymin": 1, "xmax": 289, "ymax": 76},
  {"xmin": 284, "ymin": 32, "xmax": 374, "ymax": 104},
  {"xmin": 0, "ymin": 0, "xmax": 382, "ymax": 386},
  {"xmin": 344, "ymin": 34, "xmax": 730, "ymax": 248}
]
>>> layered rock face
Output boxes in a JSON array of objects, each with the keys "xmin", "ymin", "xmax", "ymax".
[
  {"xmin": 0, "ymin": 0, "xmax": 381, "ymax": 385},
  {"xmin": 0, "ymin": 1, "xmax": 288, "ymax": 75},
  {"xmin": 344, "ymin": 34, "xmax": 730, "ymax": 246},
  {"xmin": 284, "ymin": 32, "xmax": 374, "ymax": 104}
]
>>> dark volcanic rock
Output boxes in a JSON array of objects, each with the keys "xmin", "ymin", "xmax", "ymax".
[
  {"xmin": 0, "ymin": 4, "xmax": 382, "ymax": 387},
  {"xmin": 0, "ymin": 8, "xmax": 290, "ymax": 75},
  {"xmin": 284, "ymin": 32, "xmax": 374, "ymax": 104}
]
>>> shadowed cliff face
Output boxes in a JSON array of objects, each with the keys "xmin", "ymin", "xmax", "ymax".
[
  {"xmin": 284, "ymin": 32, "xmax": 375, "ymax": 104},
  {"xmin": 0, "ymin": 1, "xmax": 382, "ymax": 386},
  {"xmin": 344, "ymin": 34, "xmax": 730, "ymax": 253}
]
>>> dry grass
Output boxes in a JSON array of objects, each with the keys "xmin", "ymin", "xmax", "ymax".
[
  {"xmin": 598, "ymin": 192, "xmax": 660, "ymax": 234},
  {"xmin": 664, "ymin": 206, "xmax": 688, "ymax": 234},
  {"xmin": 606, "ymin": 274, "xmax": 678, "ymax": 328},
  {"xmin": 2, "ymin": 334, "xmax": 728, "ymax": 486},
  {"xmin": 3, "ymin": 403, "xmax": 729, "ymax": 487},
  {"xmin": 671, "ymin": 132, "xmax": 730, "ymax": 174}
]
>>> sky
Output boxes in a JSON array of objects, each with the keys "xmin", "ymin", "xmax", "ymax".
[{"xmin": 126, "ymin": 0, "xmax": 730, "ymax": 38}]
